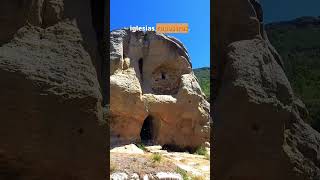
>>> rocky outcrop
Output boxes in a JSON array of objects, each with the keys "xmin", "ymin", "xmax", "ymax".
[
  {"xmin": 110, "ymin": 29, "xmax": 210, "ymax": 150},
  {"xmin": 213, "ymin": 0, "xmax": 320, "ymax": 179},
  {"xmin": 0, "ymin": 0, "xmax": 107, "ymax": 179}
]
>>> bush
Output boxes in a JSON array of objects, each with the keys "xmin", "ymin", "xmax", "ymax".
[
  {"xmin": 136, "ymin": 143, "xmax": 147, "ymax": 151},
  {"xmin": 194, "ymin": 146, "xmax": 208, "ymax": 156}
]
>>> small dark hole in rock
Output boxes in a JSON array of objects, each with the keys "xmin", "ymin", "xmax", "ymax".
[
  {"xmin": 78, "ymin": 128, "xmax": 84, "ymax": 135},
  {"xmin": 161, "ymin": 72, "xmax": 166, "ymax": 80},
  {"xmin": 251, "ymin": 123, "xmax": 260, "ymax": 133},
  {"xmin": 138, "ymin": 58, "xmax": 143, "ymax": 80},
  {"xmin": 117, "ymin": 134, "xmax": 120, "ymax": 138}
]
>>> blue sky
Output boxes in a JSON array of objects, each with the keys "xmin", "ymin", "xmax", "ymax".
[
  {"xmin": 110, "ymin": 0, "xmax": 210, "ymax": 69},
  {"xmin": 260, "ymin": 0, "xmax": 320, "ymax": 23}
]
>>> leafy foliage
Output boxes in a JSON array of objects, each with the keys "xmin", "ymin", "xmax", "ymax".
[
  {"xmin": 193, "ymin": 67, "xmax": 210, "ymax": 101},
  {"xmin": 194, "ymin": 146, "xmax": 208, "ymax": 156},
  {"xmin": 136, "ymin": 143, "xmax": 147, "ymax": 151}
]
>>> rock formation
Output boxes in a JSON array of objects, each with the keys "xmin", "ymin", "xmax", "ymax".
[
  {"xmin": 0, "ymin": 0, "xmax": 107, "ymax": 179},
  {"xmin": 110, "ymin": 29, "xmax": 210, "ymax": 150},
  {"xmin": 213, "ymin": 0, "xmax": 320, "ymax": 179}
]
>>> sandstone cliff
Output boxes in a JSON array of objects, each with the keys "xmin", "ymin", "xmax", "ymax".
[
  {"xmin": 213, "ymin": 0, "xmax": 320, "ymax": 179},
  {"xmin": 0, "ymin": 1, "xmax": 107, "ymax": 179},
  {"xmin": 110, "ymin": 29, "xmax": 211, "ymax": 150}
]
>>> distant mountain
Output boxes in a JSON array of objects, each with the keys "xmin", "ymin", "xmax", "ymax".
[
  {"xmin": 193, "ymin": 67, "xmax": 210, "ymax": 100},
  {"xmin": 266, "ymin": 16, "xmax": 320, "ymax": 29},
  {"xmin": 266, "ymin": 16, "xmax": 320, "ymax": 131}
]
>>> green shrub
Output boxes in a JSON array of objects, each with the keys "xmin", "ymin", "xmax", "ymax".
[
  {"xmin": 194, "ymin": 146, "xmax": 208, "ymax": 156},
  {"xmin": 193, "ymin": 67, "xmax": 210, "ymax": 100},
  {"xmin": 151, "ymin": 153, "xmax": 162, "ymax": 163},
  {"xmin": 136, "ymin": 143, "xmax": 146, "ymax": 151}
]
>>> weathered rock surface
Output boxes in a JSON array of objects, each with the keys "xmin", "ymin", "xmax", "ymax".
[
  {"xmin": 110, "ymin": 172, "xmax": 129, "ymax": 180},
  {"xmin": 155, "ymin": 172, "xmax": 182, "ymax": 180},
  {"xmin": 0, "ymin": 0, "xmax": 107, "ymax": 179},
  {"xmin": 109, "ymin": 29, "xmax": 210, "ymax": 149},
  {"xmin": 110, "ymin": 144, "xmax": 144, "ymax": 154},
  {"xmin": 213, "ymin": 0, "xmax": 320, "ymax": 179}
]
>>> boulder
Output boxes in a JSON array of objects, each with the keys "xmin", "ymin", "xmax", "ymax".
[
  {"xmin": 213, "ymin": 0, "xmax": 320, "ymax": 179},
  {"xmin": 155, "ymin": 172, "xmax": 183, "ymax": 180},
  {"xmin": 110, "ymin": 172, "xmax": 128, "ymax": 180},
  {"xmin": 110, "ymin": 144, "xmax": 144, "ymax": 154},
  {"xmin": 109, "ymin": 29, "xmax": 210, "ymax": 149}
]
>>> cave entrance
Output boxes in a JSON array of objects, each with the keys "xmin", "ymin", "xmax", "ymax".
[
  {"xmin": 138, "ymin": 58, "xmax": 143, "ymax": 81},
  {"xmin": 140, "ymin": 115, "xmax": 154, "ymax": 144}
]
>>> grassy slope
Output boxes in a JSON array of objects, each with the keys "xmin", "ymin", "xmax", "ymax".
[
  {"xmin": 266, "ymin": 17, "xmax": 320, "ymax": 131},
  {"xmin": 193, "ymin": 67, "xmax": 210, "ymax": 100}
]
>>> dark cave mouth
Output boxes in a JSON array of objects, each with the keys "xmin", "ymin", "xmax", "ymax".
[{"xmin": 140, "ymin": 115, "xmax": 154, "ymax": 144}]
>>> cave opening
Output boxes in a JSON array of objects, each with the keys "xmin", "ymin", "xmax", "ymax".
[
  {"xmin": 161, "ymin": 72, "xmax": 166, "ymax": 80},
  {"xmin": 138, "ymin": 58, "xmax": 143, "ymax": 80},
  {"xmin": 140, "ymin": 115, "xmax": 154, "ymax": 144}
]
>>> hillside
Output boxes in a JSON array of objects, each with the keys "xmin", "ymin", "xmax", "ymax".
[
  {"xmin": 193, "ymin": 16, "xmax": 320, "ymax": 131},
  {"xmin": 266, "ymin": 16, "xmax": 320, "ymax": 131},
  {"xmin": 194, "ymin": 67, "xmax": 210, "ymax": 100}
]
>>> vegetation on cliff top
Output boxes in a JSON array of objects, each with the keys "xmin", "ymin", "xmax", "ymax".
[
  {"xmin": 193, "ymin": 16, "xmax": 320, "ymax": 132},
  {"xmin": 194, "ymin": 67, "xmax": 210, "ymax": 101},
  {"xmin": 266, "ymin": 16, "xmax": 320, "ymax": 131}
]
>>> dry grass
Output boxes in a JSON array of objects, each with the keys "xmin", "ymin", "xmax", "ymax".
[
  {"xmin": 205, "ymin": 153, "xmax": 210, "ymax": 160},
  {"xmin": 110, "ymin": 163, "xmax": 117, "ymax": 173},
  {"xmin": 175, "ymin": 167, "xmax": 189, "ymax": 180},
  {"xmin": 175, "ymin": 167, "xmax": 206, "ymax": 180},
  {"xmin": 110, "ymin": 152, "xmax": 177, "ymax": 176},
  {"xmin": 191, "ymin": 175, "xmax": 206, "ymax": 180},
  {"xmin": 151, "ymin": 153, "xmax": 162, "ymax": 163},
  {"xmin": 180, "ymin": 158, "xmax": 187, "ymax": 163}
]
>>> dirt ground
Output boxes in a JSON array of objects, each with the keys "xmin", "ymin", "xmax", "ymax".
[
  {"xmin": 110, "ymin": 145, "xmax": 210, "ymax": 179},
  {"xmin": 110, "ymin": 152, "xmax": 177, "ymax": 177}
]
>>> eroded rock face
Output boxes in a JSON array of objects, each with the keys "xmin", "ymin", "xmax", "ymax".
[
  {"xmin": 110, "ymin": 29, "xmax": 210, "ymax": 149},
  {"xmin": 0, "ymin": 0, "xmax": 107, "ymax": 179},
  {"xmin": 214, "ymin": 0, "xmax": 320, "ymax": 179}
]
